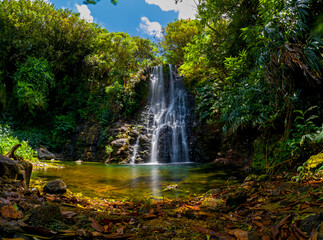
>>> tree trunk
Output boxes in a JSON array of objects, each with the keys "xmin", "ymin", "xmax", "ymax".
[{"xmin": 5, "ymin": 144, "xmax": 22, "ymax": 160}]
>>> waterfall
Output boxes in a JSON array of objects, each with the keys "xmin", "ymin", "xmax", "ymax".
[
  {"xmin": 148, "ymin": 64, "xmax": 190, "ymax": 163},
  {"xmin": 130, "ymin": 136, "xmax": 140, "ymax": 164}
]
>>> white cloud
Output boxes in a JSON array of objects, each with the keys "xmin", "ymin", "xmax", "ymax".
[
  {"xmin": 145, "ymin": 0, "xmax": 197, "ymax": 19},
  {"xmin": 75, "ymin": 4, "xmax": 93, "ymax": 23},
  {"xmin": 139, "ymin": 17, "xmax": 163, "ymax": 39}
]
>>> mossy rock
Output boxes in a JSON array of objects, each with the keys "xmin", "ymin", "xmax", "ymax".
[
  {"xmin": 29, "ymin": 204, "xmax": 62, "ymax": 227},
  {"xmin": 304, "ymin": 153, "xmax": 323, "ymax": 170},
  {"xmin": 204, "ymin": 188, "xmax": 221, "ymax": 197},
  {"xmin": 201, "ymin": 197, "xmax": 225, "ymax": 211}
]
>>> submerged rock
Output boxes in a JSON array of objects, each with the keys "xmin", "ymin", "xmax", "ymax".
[{"xmin": 43, "ymin": 179, "xmax": 67, "ymax": 194}]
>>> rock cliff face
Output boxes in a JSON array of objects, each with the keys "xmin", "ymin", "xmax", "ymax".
[{"xmin": 61, "ymin": 64, "xmax": 200, "ymax": 164}]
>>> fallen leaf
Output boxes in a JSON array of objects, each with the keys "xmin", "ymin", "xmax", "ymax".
[
  {"xmin": 223, "ymin": 214, "xmax": 238, "ymax": 221},
  {"xmin": 90, "ymin": 218, "xmax": 105, "ymax": 232},
  {"xmin": 116, "ymin": 227, "xmax": 124, "ymax": 235},
  {"xmin": 273, "ymin": 214, "xmax": 293, "ymax": 239},
  {"xmin": 190, "ymin": 225, "xmax": 216, "ymax": 236},
  {"xmin": 102, "ymin": 233, "xmax": 134, "ymax": 239},
  {"xmin": 1, "ymin": 205, "xmax": 20, "ymax": 219},
  {"xmin": 142, "ymin": 214, "xmax": 158, "ymax": 220},
  {"xmin": 57, "ymin": 230, "xmax": 77, "ymax": 237},
  {"xmin": 92, "ymin": 231, "xmax": 103, "ymax": 237},
  {"xmin": 186, "ymin": 205, "xmax": 200, "ymax": 210},
  {"xmin": 227, "ymin": 229, "xmax": 248, "ymax": 240},
  {"xmin": 61, "ymin": 211, "xmax": 76, "ymax": 218},
  {"xmin": 252, "ymin": 221, "xmax": 264, "ymax": 228}
]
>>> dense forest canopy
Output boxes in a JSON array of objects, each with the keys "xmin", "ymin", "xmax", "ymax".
[
  {"xmin": 161, "ymin": 0, "xmax": 323, "ymax": 171},
  {"xmin": 0, "ymin": 0, "xmax": 160, "ymax": 152}
]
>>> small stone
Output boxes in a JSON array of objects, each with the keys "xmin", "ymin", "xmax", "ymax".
[{"xmin": 43, "ymin": 179, "xmax": 67, "ymax": 194}]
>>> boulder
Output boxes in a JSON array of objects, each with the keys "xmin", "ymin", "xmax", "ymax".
[
  {"xmin": 35, "ymin": 146, "xmax": 56, "ymax": 160},
  {"xmin": 111, "ymin": 139, "xmax": 127, "ymax": 148},
  {"xmin": 43, "ymin": 179, "xmax": 67, "ymax": 194},
  {"xmin": 0, "ymin": 155, "xmax": 33, "ymax": 189}
]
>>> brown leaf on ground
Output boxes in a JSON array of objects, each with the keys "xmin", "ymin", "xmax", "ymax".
[
  {"xmin": 227, "ymin": 228, "xmax": 248, "ymax": 240},
  {"xmin": 252, "ymin": 220, "xmax": 264, "ymax": 228},
  {"xmin": 292, "ymin": 224, "xmax": 309, "ymax": 240},
  {"xmin": 116, "ymin": 227, "xmax": 124, "ymax": 235},
  {"xmin": 309, "ymin": 227, "xmax": 318, "ymax": 240},
  {"xmin": 186, "ymin": 204, "xmax": 200, "ymax": 210},
  {"xmin": 1, "ymin": 205, "xmax": 20, "ymax": 219},
  {"xmin": 223, "ymin": 214, "xmax": 239, "ymax": 221},
  {"xmin": 90, "ymin": 217, "xmax": 105, "ymax": 232},
  {"xmin": 272, "ymin": 214, "xmax": 293, "ymax": 239},
  {"xmin": 61, "ymin": 211, "xmax": 76, "ymax": 218},
  {"xmin": 190, "ymin": 224, "xmax": 216, "ymax": 236},
  {"xmin": 102, "ymin": 233, "xmax": 134, "ymax": 239},
  {"xmin": 142, "ymin": 214, "xmax": 158, "ymax": 220}
]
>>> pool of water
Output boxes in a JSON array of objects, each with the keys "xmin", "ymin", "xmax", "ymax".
[{"xmin": 31, "ymin": 161, "xmax": 243, "ymax": 200}]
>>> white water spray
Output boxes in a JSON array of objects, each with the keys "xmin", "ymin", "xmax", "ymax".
[{"xmin": 148, "ymin": 64, "xmax": 190, "ymax": 163}]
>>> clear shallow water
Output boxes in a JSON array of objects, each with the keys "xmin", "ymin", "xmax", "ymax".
[{"xmin": 31, "ymin": 161, "xmax": 242, "ymax": 200}]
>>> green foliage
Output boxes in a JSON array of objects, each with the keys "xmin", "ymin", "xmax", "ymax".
[
  {"xmin": 0, "ymin": 124, "xmax": 37, "ymax": 162},
  {"xmin": 166, "ymin": 0, "xmax": 322, "ymax": 171},
  {"xmin": 195, "ymin": 84, "xmax": 218, "ymax": 123},
  {"xmin": 0, "ymin": 0, "xmax": 158, "ymax": 149},
  {"xmin": 52, "ymin": 114, "xmax": 76, "ymax": 144},
  {"xmin": 277, "ymin": 106, "xmax": 321, "ymax": 163},
  {"xmin": 160, "ymin": 19, "xmax": 200, "ymax": 65},
  {"xmin": 105, "ymin": 145, "xmax": 113, "ymax": 155},
  {"xmin": 13, "ymin": 57, "xmax": 54, "ymax": 115}
]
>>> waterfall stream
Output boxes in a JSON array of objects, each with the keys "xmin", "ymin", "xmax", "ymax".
[
  {"xmin": 147, "ymin": 64, "xmax": 190, "ymax": 163},
  {"xmin": 130, "ymin": 136, "xmax": 140, "ymax": 164}
]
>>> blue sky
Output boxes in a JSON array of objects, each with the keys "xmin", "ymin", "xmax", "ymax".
[{"xmin": 49, "ymin": 0, "xmax": 197, "ymax": 40}]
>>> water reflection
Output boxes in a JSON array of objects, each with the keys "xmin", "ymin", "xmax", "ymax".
[{"xmin": 31, "ymin": 162, "xmax": 242, "ymax": 199}]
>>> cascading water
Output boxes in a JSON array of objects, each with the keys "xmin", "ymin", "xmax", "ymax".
[
  {"xmin": 130, "ymin": 136, "xmax": 140, "ymax": 164},
  {"xmin": 147, "ymin": 64, "xmax": 190, "ymax": 163}
]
